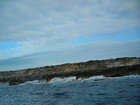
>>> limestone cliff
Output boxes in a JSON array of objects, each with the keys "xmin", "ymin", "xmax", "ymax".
[{"xmin": 0, "ymin": 57, "xmax": 140, "ymax": 85}]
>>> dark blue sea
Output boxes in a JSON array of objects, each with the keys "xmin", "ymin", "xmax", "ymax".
[{"xmin": 0, "ymin": 75, "xmax": 140, "ymax": 105}]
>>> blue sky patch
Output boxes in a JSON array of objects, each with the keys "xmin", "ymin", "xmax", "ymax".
[{"xmin": 0, "ymin": 42, "xmax": 21, "ymax": 52}]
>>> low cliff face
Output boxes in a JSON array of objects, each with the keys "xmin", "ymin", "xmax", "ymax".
[{"xmin": 0, "ymin": 57, "xmax": 140, "ymax": 85}]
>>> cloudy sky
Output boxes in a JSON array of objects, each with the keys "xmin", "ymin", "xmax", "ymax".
[{"xmin": 0, "ymin": 0, "xmax": 140, "ymax": 71}]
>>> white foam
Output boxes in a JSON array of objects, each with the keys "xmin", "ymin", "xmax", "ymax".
[
  {"xmin": 20, "ymin": 75, "xmax": 108, "ymax": 85},
  {"xmin": 20, "ymin": 79, "xmax": 47, "ymax": 85},
  {"xmin": 79, "ymin": 75, "xmax": 108, "ymax": 82},
  {"xmin": 48, "ymin": 75, "xmax": 108, "ymax": 83},
  {"xmin": 110, "ymin": 74, "xmax": 140, "ymax": 80},
  {"xmin": 48, "ymin": 76, "xmax": 77, "ymax": 83}
]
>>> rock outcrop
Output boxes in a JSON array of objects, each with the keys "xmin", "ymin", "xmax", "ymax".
[{"xmin": 0, "ymin": 57, "xmax": 140, "ymax": 85}]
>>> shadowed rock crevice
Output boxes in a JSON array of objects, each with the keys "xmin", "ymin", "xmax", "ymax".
[{"xmin": 0, "ymin": 57, "xmax": 140, "ymax": 85}]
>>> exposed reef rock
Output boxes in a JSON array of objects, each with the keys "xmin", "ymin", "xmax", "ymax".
[{"xmin": 0, "ymin": 57, "xmax": 140, "ymax": 85}]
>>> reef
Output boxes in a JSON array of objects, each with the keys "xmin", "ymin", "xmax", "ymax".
[{"xmin": 0, "ymin": 57, "xmax": 140, "ymax": 85}]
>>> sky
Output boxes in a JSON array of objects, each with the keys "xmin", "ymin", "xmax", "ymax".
[{"xmin": 0, "ymin": 0, "xmax": 140, "ymax": 71}]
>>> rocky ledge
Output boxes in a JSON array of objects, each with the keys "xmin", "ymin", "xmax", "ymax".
[{"xmin": 0, "ymin": 57, "xmax": 140, "ymax": 85}]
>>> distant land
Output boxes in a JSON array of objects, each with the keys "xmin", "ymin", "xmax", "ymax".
[{"xmin": 0, "ymin": 57, "xmax": 140, "ymax": 85}]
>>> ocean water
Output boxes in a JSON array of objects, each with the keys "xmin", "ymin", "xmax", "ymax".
[{"xmin": 0, "ymin": 75, "xmax": 140, "ymax": 105}]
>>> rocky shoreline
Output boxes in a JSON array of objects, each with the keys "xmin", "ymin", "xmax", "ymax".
[{"xmin": 0, "ymin": 57, "xmax": 140, "ymax": 85}]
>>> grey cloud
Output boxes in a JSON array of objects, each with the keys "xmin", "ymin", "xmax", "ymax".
[{"xmin": 0, "ymin": 0, "xmax": 140, "ymax": 42}]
